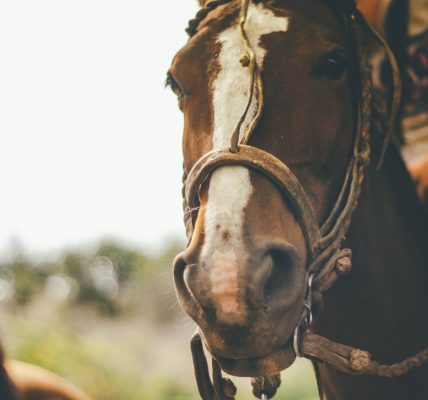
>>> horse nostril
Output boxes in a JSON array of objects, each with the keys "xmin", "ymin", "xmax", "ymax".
[
  {"xmin": 173, "ymin": 252, "xmax": 203, "ymax": 321},
  {"xmin": 264, "ymin": 250, "xmax": 292, "ymax": 298},
  {"xmin": 261, "ymin": 244, "xmax": 301, "ymax": 312}
]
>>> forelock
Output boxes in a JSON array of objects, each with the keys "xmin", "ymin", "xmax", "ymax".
[{"xmin": 187, "ymin": 0, "xmax": 235, "ymax": 36}]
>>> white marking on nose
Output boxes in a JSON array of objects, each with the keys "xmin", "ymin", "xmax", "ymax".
[
  {"xmin": 211, "ymin": 249, "xmax": 240, "ymax": 315},
  {"xmin": 201, "ymin": 3, "xmax": 289, "ymax": 323}
]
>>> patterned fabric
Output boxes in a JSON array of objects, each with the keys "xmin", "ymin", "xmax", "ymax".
[
  {"xmin": 404, "ymin": 28, "xmax": 428, "ymax": 116},
  {"xmin": 409, "ymin": 0, "xmax": 428, "ymax": 36}
]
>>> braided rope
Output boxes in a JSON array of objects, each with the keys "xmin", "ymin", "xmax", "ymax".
[
  {"xmin": 373, "ymin": 348, "xmax": 428, "ymax": 378},
  {"xmin": 302, "ymin": 333, "xmax": 428, "ymax": 379}
]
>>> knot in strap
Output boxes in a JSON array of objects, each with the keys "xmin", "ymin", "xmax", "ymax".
[
  {"xmin": 350, "ymin": 349, "xmax": 371, "ymax": 372},
  {"xmin": 335, "ymin": 255, "xmax": 352, "ymax": 276},
  {"xmin": 312, "ymin": 248, "xmax": 353, "ymax": 293}
]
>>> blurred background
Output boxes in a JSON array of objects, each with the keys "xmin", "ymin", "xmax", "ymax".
[{"xmin": 0, "ymin": 1, "xmax": 317, "ymax": 398}]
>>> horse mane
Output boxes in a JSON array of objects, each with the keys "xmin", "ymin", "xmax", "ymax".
[
  {"xmin": 187, "ymin": 0, "xmax": 358, "ymax": 36},
  {"xmin": 186, "ymin": 0, "xmax": 234, "ymax": 36}
]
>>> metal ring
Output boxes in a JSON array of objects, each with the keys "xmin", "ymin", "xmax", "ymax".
[
  {"xmin": 308, "ymin": 309, "xmax": 313, "ymax": 326},
  {"xmin": 308, "ymin": 273, "xmax": 314, "ymax": 290},
  {"xmin": 294, "ymin": 273, "xmax": 315, "ymax": 357},
  {"xmin": 306, "ymin": 273, "xmax": 315, "ymax": 327},
  {"xmin": 293, "ymin": 323, "xmax": 302, "ymax": 357}
]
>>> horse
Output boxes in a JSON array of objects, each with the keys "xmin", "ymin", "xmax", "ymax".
[
  {"xmin": 0, "ymin": 343, "xmax": 90, "ymax": 400},
  {"xmin": 168, "ymin": 0, "xmax": 428, "ymax": 398}
]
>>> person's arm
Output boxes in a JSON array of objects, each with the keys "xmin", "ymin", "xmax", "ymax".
[{"xmin": 408, "ymin": 155, "xmax": 428, "ymax": 205}]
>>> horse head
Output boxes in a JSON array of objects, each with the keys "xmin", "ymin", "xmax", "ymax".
[{"xmin": 169, "ymin": 0, "xmax": 397, "ymax": 386}]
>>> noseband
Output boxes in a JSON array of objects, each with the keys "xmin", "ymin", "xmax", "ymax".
[{"xmin": 178, "ymin": 1, "xmax": 428, "ymax": 398}]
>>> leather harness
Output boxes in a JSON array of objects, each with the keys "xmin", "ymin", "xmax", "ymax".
[{"xmin": 178, "ymin": 1, "xmax": 428, "ymax": 398}]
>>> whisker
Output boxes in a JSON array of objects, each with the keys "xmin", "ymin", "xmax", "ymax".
[{"xmin": 185, "ymin": 206, "xmax": 200, "ymax": 216}]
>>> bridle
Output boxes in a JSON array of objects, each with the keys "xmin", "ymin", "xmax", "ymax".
[{"xmin": 177, "ymin": 0, "xmax": 428, "ymax": 399}]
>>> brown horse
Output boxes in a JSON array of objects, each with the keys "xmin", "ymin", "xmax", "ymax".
[{"xmin": 169, "ymin": 0, "xmax": 428, "ymax": 399}]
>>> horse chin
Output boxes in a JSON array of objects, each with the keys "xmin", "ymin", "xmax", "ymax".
[
  {"xmin": 192, "ymin": 291, "xmax": 305, "ymax": 377},
  {"xmin": 212, "ymin": 338, "xmax": 295, "ymax": 378},
  {"xmin": 199, "ymin": 329, "xmax": 296, "ymax": 377}
]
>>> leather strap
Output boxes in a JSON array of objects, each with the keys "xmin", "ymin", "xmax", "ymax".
[
  {"xmin": 191, "ymin": 333, "xmax": 238, "ymax": 400},
  {"xmin": 302, "ymin": 332, "xmax": 428, "ymax": 378},
  {"xmin": 185, "ymin": 145, "xmax": 321, "ymax": 260}
]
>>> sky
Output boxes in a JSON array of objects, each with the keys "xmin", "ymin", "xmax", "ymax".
[{"xmin": 0, "ymin": 1, "xmax": 199, "ymax": 256}]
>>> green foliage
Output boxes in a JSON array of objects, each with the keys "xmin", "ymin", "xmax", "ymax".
[
  {"xmin": 12, "ymin": 260, "xmax": 40, "ymax": 305},
  {"xmin": 95, "ymin": 241, "xmax": 149, "ymax": 282},
  {"xmin": 0, "ymin": 256, "xmax": 47, "ymax": 305},
  {"xmin": 4, "ymin": 312, "xmax": 204, "ymax": 400},
  {"xmin": 0, "ymin": 239, "xmax": 184, "ymax": 316},
  {"xmin": 5, "ymin": 312, "xmax": 317, "ymax": 400}
]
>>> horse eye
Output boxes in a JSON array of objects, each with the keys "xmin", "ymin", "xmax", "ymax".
[
  {"xmin": 317, "ymin": 51, "xmax": 348, "ymax": 80},
  {"xmin": 165, "ymin": 72, "xmax": 185, "ymax": 99},
  {"xmin": 166, "ymin": 72, "xmax": 186, "ymax": 111}
]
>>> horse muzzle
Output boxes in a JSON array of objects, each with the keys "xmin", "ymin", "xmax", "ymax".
[{"xmin": 173, "ymin": 240, "xmax": 307, "ymax": 376}]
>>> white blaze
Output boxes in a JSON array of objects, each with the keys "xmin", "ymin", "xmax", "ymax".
[{"xmin": 201, "ymin": 3, "xmax": 289, "ymax": 322}]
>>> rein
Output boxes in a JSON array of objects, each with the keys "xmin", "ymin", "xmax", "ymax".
[{"xmin": 179, "ymin": 0, "xmax": 428, "ymax": 398}]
